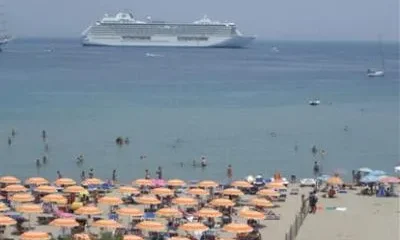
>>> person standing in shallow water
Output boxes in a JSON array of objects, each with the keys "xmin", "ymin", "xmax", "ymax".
[
  {"xmin": 7, "ymin": 137, "xmax": 11, "ymax": 146},
  {"xmin": 227, "ymin": 165, "xmax": 233, "ymax": 181},
  {"xmin": 156, "ymin": 167, "xmax": 162, "ymax": 179},
  {"xmin": 112, "ymin": 169, "xmax": 117, "ymax": 183},
  {"xmin": 145, "ymin": 169, "xmax": 150, "ymax": 179},
  {"xmin": 57, "ymin": 171, "xmax": 62, "ymax": 179},
  {"xmin": 42, "ymin": 130, "xmax": 47, "ymax": 141},
  {"xmin": 313, "ymin": 161, "xmax": 320, "ymax": 177}
]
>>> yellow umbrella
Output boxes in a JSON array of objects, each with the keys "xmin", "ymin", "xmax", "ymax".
[
  {"xmin": 172, "ymin": 197, "xmax": 197, "ymax": 206},
  {"xmin": 0, "ymin": 215, "xmax": 17, "ymax": 225},
  {"xmin": 10, "ymin": 193, "xmax": 34, "ymax": 203},
  {"xmin": 250, "ymin": 198, "xmax": 274, "ymax": 208},
  {"xmin": 98, "ymin": 196, "xmax": 123, "ymax": 205},
  {"xmin": 50, "ymin": 218, "xmax": 79, "ymax": 228},
  {"xmin": 230, "ymin": 181, "xmax": 252, "ymax": 188},
  {"xmin": 119, "ymin": 186, "xmax": 140, "ymax": 194},
  {"xmin": 188, "ymin": 188, "xmax": 208, "ymax": 196},
  {"xmin": 198, "ymin": 180, "xmax": 218, "ymax": 188},
  {"xmin": 20, "ymin": 231, "xmax": 50, "ymax": 240},
  {"xmin": 0, "ymin": 202, "xmax": 10, "ymax": 212},
  {"xmin": 222, "ymin": 188, "xmax": 244, "ymax": 196},
  {"xmin": 81, "ymin": 178, "xmax": 103, "ymax": 186},
  {"xmin": 136, "ymin": 221, "xmax": 165, "ymax": 232},
  {"xmin": 124, "ymin": 235, "xmax": 144, "ymax": 240},
  {"xmin": 55, "ymin": 178, "xmax": 76, "ymax": 186},
  {"xmin": 156, "ymin": 208, "xmax": 182, "ymax": 218},
  {"xmin": 92, "ymin": 219, "xmax": 121, "ymax": 228},
  {"xmin": 266, "ymin": 182, "xmax": 285, "ymax": 189},
  {"xmin": 239, "ymin": 209, "xmax": 265, "ymax": 220},
  {"xmin": 167, "ymin": 179, "xmax": 186, "ymax": 187},
  {"xmin": 133, "ymin": 179, "xmax": 153, "ymax": 186},
  {"xmin": 35, "ymin": 185, "xmax": 57, "ymax": 194},
  {"xmin": 223, "ymin": 223, "xmax": 253, "ymax": 234},
  {"xmin": 2, "ymin": 184, "xmax": 27, "ymax": 192},
  {"xmin": 0, "ymin": 176, "xmax": 21, "ymax": 184},
  {"xmin": 327, "ymin": 176, "xmax": 343, "ymax": 185},
  {"xmin": 17, "ymin": 204, "xmax": 43, "ymax": 214},
  {"xmin": 116, "ymin": 207, "xmax": 143, "ymax": 217},
  {"xmin": 256, "ymin": 189, "xmax": 280, "ymax": 197},
  {"xmin": 152, "ymin": 187, "xmax": 174, "ymax": 196},
  {"xmin": 136, "ymin": 196, "xmax": 161, "ymax": 205},
  {"xmin": 210, "ymin": 198, "xmax": 235, "ymax": 207},
  {"xmin": 196, "ymin": 208, "xmax": 222, "ymax": 218},
  {"xmin": 64, "ymin": 185, "xmax": 85, "ymax": 193},
  {"xmin": 179, "ymin": 222, "xmax": 209, "ymax": 232},
  {"xmin": 75, "ymin": 206, "xmax": 102, "ymax": 215},
  {"xmin": 42, "ymin": 194, "xmax": 67, "ymax": 204},
  {"xmin": 25, "ymin": 177, "xmax": 49, "ymax": 186}
]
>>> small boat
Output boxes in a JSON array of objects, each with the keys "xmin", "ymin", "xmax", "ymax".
[
  {"xmin": 309, "ymin": 99, "xmax": 320, "ymax": 106},
  {"xmin": 367, "ymin": 69, "xmax": 384, "ymax": 77}
]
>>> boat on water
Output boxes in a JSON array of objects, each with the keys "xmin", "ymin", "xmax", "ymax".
[
  {"xmin": 367, "ymin": 37, "xmax": 385, "ymax": 78},
  {"xmin": 309, "ymin": 99, "xmax": 320, "ymax": 106},
  {"xmin": 81, "ymin": 12, "xmax": 255, "ymax": 48}
]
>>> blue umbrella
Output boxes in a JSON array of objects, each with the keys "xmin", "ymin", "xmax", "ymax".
[
  {"xmin": 358, "ymin": 167, "xmax": 372, "ymax": 173},
  {"xmin": 360, "ymin": 175, "xmax": 380, "ymax": 183},
  {"xmin": 369, "ymin": 170, "xmax": 386, "ymax": 176}
]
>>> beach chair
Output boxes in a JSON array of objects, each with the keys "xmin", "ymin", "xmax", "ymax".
[{"xmin": 265, "ymin": 210, "xmax": 280, "ymax": 220}]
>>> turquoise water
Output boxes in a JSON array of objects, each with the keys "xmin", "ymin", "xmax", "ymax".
[{"xmin": 0, "ymin": 39, "xmax": 398, "ymax": 182}]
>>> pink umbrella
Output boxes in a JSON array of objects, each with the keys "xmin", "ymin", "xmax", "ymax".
[
  {"xmin": 152, "ymin": 179, "xmax": 166, "ymax": 187},
  {"xmin": 380, "ymin": 176, "xmax": 400, "ymax": 184}
]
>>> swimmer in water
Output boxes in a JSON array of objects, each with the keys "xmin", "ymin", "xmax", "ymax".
[
  {"xmin": 44, "ymin": 143, "xmax": 49, "ymax": 152},
  {"xmin": 42, "ymin": 130, "xmax": 47, "ymax": 140},
  {"xmin": 11, "ymin": 129, "xmax": 16, "ymax": 138},
  {"xmin": 124, "ymin": 137, "xmax": 130, "ymax": 144},
  {"xmin": 192, "ymin": 159, "xmax": 196, "ymax": 167},
  {"xmin": 77, "ymin": 154, "xmax": 84, "ymax": 163},
  {"xmin": 7, "ymin": 137, "xmax": 11, "ymax": 146},
  {"xmin": 57, "ymin": 170, "xmax": 62, "ymax": 179},
  {"xmin": 42, "ymin": 155, "xmax": 47, "ymax": 164},
  {"xmin": 344, "ymin": 126, "xmax": 349, "ymax": 132},
  {"xmin": 180, "ymin": 162, "xmax": 184, "ymax": 167},
  {"xmin": 36, "ymin": 159, "xmax": 41, "ymax": 167},
  {"xmin": 201, "ymin": 156, "xmax": 207, "ymax": 167}
]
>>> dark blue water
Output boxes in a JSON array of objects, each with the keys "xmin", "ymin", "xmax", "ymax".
[{"xmin": 0, "ymin": 39, "xmax": 398, "ymax": 182}]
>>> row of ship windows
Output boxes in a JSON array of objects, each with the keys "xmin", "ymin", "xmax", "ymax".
[
  {"xmin": 91, "ymin": 30, "xmax": 233, "ymax": 35},
  {"xmin": 120, "ymin": 36, "xmax": 209, "ymax": 41}
]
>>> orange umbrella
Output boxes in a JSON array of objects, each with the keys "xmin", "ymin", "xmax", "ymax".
[
  {"xmin": 73, "ymin": 233, "xmax": 91, "ymax": 240},
  {"xmin": 167, "ymin": 179, "xmax": 186, "ymax": 187},
  {"xmin": 222, "ymin": 188, "xmax": 244, "ymax": 196},
  {"xmin": 17, "ymin": 204, "xmax": 43, "ymax": 214},
  {"xmin": 152, "ymin": 187, "xmax": 174, "ymax": 196},
  {"xmin": 0, "ymin": 202, "xmax": 10, "ymax": 212},
  {"xmin": 172, "ymin": 197, "xmax": 197, "ymax": 206},
  {"xmin": 188, "ymin": 188, "xmax": 208, "ymax": 196},
  {"xmin": 230, "ymin": 181, "xmax": 252, "ymax": 188},
  {"xmin": 64, "ymin": 185, "xmax": 85, "ymax": 193},
  {"xmin": 116, "ymin": 207, "xmax": 143, "ymax": 217},
  {"xmin": 136, "ymin": 196, "xmax": 161, "ymax": 205},
  {"xmin": 42, "ymin": 194, "xmax": 67, "ymax": 204},
  {"xmin": 266, "ymin": 182, "xmax": 285, "ymax": 189},
  {"xmin": 179, "ymin": 222, "xmax": 208, "ymax": 232},
  {"xmin": 98, "ymin": 196, "xmax": 123, "ymax": 205},
  {"xmin": 156, "ymin": 208, "xmax": 182, "ymax": 217},
  {"xmin": 239, "ymin": 209, "xmax": 265, "ymax": 220},
  {"xmin": 92, "ymin": 219, "xmax": 121, "ymax": 228},
  {"xmin": 81, "ymin": 178, "xmax": 103, "ymax": 186},
  {"xmin": 256, "ymin": 189, "xmax": 280, "ymax": 197},
  {"xmin": 25, "ymin": 177, "xmax": 49, "ymax": 186},
  {"xmin": 136, "ymin": 221, "xmax": 165, "ymax": 232},
  {"xmin": 0, "ymin": 215, "xmax": 17, "ymax": 225},
  {"xmin": 197, "ymin": 208, "xmax": 222, "ymax": 218},
  {"xmin": 55, "ymin": 178, "xmax": 76, "ymax": 186},
  {"xmin": 75, "ymin": 206, "xmax": 102, "ymax": 215},
  {"xmin": 134, "ymin": 179, "xmax": 152, "ymax": 186},
  {"xmin": 10, "ymin": 193, "xmax": 34, "ymax": 203},
  {"xmin": 223, "ymin": 223, "xmax": 253, "ymax": 234},
  {"xmin": 2, "ymin": 184, "xmax": 27, "ymax": 192},
  {"xmin": 119, "ymin": 186, "xmax": 140, "ymax": 194},
  {"xmin": 250, "ymin": 198, "xmax": 274, "ymax": 208},
  {"xmin": 198, "ymin": 180, "xmax": 218, "ymax": 188},
  {"xmin": 50, "ymin": 218, "xmax": 79, "ymax": 228},
  {"xmin": 210, "ymin": 198, "xmax": 235, "ymax": 207},
  {"xmin": 124, "ymin": 235, "xmax": 144, "ymax": 240},
  {"xmin": 0, "ymin": 176, "xmax": 21, "ymax": 184},
  {"xmin": 35, "ymin": 185, "xmax": 57, "ymax": 194},
  {"xmin": 327, "ymin": 176, "xmax": 343, "ymax": 185},
  {"xmin": 20, "ymin": 231, "xmax": 50, "ymax": 240}
]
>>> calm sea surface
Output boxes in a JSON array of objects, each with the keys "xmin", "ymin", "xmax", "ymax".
[{"xmin": 0, "ymin": 39, "xmax": 398, "ymax": 183}]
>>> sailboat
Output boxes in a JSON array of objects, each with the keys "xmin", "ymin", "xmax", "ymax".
[{"xmin": 367, "ymin": 37, "xmax": 385, "ymax": 77}]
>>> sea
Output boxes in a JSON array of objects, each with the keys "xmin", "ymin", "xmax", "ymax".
[{"xmin": 0, "ymin": 39, "xmax": 398, "ymax": 183}]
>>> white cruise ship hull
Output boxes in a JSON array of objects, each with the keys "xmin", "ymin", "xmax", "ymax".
[{"xmin": 82, "ymin": 35, "xmax": 255, "ymax": 48}]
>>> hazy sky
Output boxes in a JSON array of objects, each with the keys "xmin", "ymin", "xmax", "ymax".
[{"xmin": 3, "ymin": 0, "xmax": 399, "ymax": 41}]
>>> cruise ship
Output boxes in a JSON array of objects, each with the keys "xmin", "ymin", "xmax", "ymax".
[{"xmin": 82, "ymin": 12, "xmax": 255, "ymax": 48}]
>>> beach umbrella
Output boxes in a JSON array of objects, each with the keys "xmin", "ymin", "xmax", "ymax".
[
  {"xmin": 34, "ymin": 185, "xmax": 57, "ymax": 194},
  {"xmin": 266, "ymin": 182, "xmax": 284, "ymax": 189},
  {"xmin": 42, "ymin": 194, "xmax": 67, "ymax": 204},
  {"xmin": 250, "ymin": 198, "xmax": 274, "ymax": 208},
  {"xmin": 118, "ymin": 186, "xmax": 140, "ymax": 194},
  {"xmin": 55, "ymin": 178, "xmax": 76, "ymax": 186},
  {"xmin": 256, "ymin": 189, "xmax": 280, "ymax": 197},
  {"xmin": 133, "ymin": 179, "xmax": 153, "ymax": 186},
  {"xmin": 136, "ymin": 221, "xmax": 165, "ymax": 232},
  {"xmin": 25, "ymin": 177, "xmax": 49, "ymax": 186},
  {"xmin": 172, "ymin": 197, "xmax": 197, "ymax": 206},
  {"xmin": 50, "ymin": 218, "xmax": 79, "ymax": 228},
  {"xmin": 196, "ymin": 208, "xmax": 222, "ymax": 218},
  {"xmin": 73, "ymin": 233, "xmax": 91, "ymax": 240},
  {"xmin": 20, "ymin": 231, "xmax": 50, "ymax": 240},
  {"xmin": 230, "ymin": 181, "xmax": 252, "ymax": 188},
  {"xmin": 360, "ymin": 175, "xmax": 380, "ymax": 183},
  {"xmin": 81, "ymin": 178, "xmax": 103, "ymax": 186},
  {"xmin": 0, "ymin": 215, "xmax": 17, "ymax": 225},
  {"xmin": 156, "ymin": 208, "xmax": 182, "ymax": 218},
  {"xmin": 116, "ymin": 207, "xmax": 143, "ymax": 217},
  {"xmin": 326, "ymin": 176, "xmax": 343, "ymax": 185},
  {"xmin": 10, "ymin": 193, "xmax": 34, "ymax": 203},
  {"xmin": 358, "ymin": 167, "xmax": 373, "ymax": 173},
  {"xmin": 2, "ymin": 184, "xmax": 27, "ymax": 192},
  {"xmin": 136, "ymin": 196, "xmax": 161, "ymax": 205},
  {"xmin": 0, "ymin": 176, "xmax": 21, "ymax": 184},
  {"xmin": 75, "ymin": 206, "xmax": 102, "ymax": 215},
  {"xmin": 123, "ymin": 235, "xmax": 144, "ymax": 240},
  {"xmin": 98, "ymin": 196, "xmax": 123, "ymax": 205},
  {"xmin": 239, "ymin": 209, "xmax": 265, "ymax": 220},
  {"xmin": 379, "ymin": 176, "xmax": 400, "ymax": 184},
  {"xmin": 64, "ymin": 185, "xmax": 85, "ymax": 193},
  {"xmin": 152, "ymin": 179, "xmax": 166, "ymax": 187},
  {"xmin": 17, "ymin": 204, "xmax": 43, "ymax": 214},
  {"xmin": 169, "ymin": 237, "xmax": 190, "ymax": 240},
  {"xmin": 0, "ymin": 202, "xmax": 10, "ymax": 212},
  {"xmin": 152, "ymin": 187, "xmax": 174, "ymax": 196},
  {"xmin": 187, "ymin": 188, "xmax": 208, "ymax": 196},
  {"xmin": 210, "ymin": 198, "xmax": 235, "ymax": 207},
  {"xmin": 223, "ymin": 223, "xmax": 253, "ymax": 234},
  {"xmin": 395, "ymin": 166, "xmax": 400, "ymax": 173},
  {"xmin": 179, "ymin": 222, "xmax": 209, "ymax": 232},
  {"xmin": 198, "ymin": 180, "xmax": 218, "ymax": 188},
  {"xmin": 92, "ymin": 219, "xmax": 121, "ymax": 228},
  {"xmin": 369, "ymin": 170, "xmax": 387, "ymax": 176},
  {"xmin": 167, "ymin": 179, "xmax": 186, "ymax": 187},
  {"xmin": 222, "ymin": 188, "xmax": 244, "ymax": 196}
]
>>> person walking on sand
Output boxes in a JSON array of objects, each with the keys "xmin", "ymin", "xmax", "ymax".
[{"xmin": 227, "ymin": 165, "xmax": 233, "ymax": 181}]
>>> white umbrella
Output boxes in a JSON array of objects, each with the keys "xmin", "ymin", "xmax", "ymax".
[
  {"xmin": 358, "ymin": 167, "xmax": 372, "ymax": 173},
  {"xmin": 395, "ymin": 166, "xmax": 400, "ymax": 173}
]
